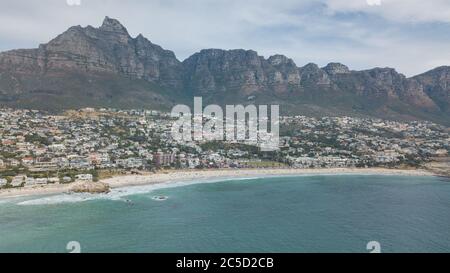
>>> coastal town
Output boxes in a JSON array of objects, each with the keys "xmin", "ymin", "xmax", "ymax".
[{"xmin": 0, "ymin": 107, "xmax": 448, "ymax": 190}]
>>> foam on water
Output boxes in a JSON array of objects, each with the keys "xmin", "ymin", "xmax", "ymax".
[
  {"xmin": 16, "ymin": 176, "xmax": 266, "ymax": 206},
  {"xmin": 13, "ymin": 172, "xmax": 415, "ymax": 206}
]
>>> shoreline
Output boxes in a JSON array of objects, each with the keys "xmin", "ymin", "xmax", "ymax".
[{"xmin": 0, "ymin": 168, "xmax": 438, "ymax": 200}]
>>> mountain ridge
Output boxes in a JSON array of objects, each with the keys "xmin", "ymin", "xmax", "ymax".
[{"xmin": 0, "ymin": 17, "xmax": 448, "ymax": 125}]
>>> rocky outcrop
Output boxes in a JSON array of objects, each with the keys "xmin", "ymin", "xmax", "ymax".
[
  {"xmin": 183, "ymin": 49, "xmax": 267, "ymax": 95},
  {"xmin": 182, "ymin": 50, "xmax": 304, "ymax": 96},
  {"xmin": 323, "ymin": 63, "xmax": 350, "ymax": 75},
  {"xmin": 299, "ymin": 63, "xmax": 331, "ymax": 86},
  {"xmin": 326, "ymin": 67, "xmax": 439, "ymax": 110},
  {"xmin": 70, "ymin": 181, "xmax": 111, "ymax": 194},
  {"xmin": 413, "ymin": 66, "xmax": 450, "ymax": 112}
]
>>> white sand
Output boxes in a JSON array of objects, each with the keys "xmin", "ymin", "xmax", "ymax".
[{"xmin": 0, "ymin": 168, "xmax": 435, "ymax": 199}]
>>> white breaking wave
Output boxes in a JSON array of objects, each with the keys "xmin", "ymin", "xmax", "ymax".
[
  {"xmin": 14, "ymin": 172, "xmax": 385, "ymax": 206},
  {"xmin": 16, "ymin": 176, "xmax": 266, "ymax": 206}
]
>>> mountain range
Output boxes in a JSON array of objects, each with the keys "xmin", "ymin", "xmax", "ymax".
[{"xmin": 0, "ymin": 17, "xmax": 449, "ymax": 125}]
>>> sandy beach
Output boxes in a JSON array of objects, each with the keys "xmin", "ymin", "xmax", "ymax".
[{"xmin": 0, "ymin": 168, "xmax": 437, "ymax": 199}]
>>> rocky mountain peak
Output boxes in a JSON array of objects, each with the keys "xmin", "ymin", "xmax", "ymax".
[
  {"xmin": 417, "ymin": 66, "xmax": 450, "ymax": 80},
  {"xmin": 99, "ymin": 16, "xmax": 129, "ymax": 35},
  {"xmin": 301, "ymin": 63, "xmax": 320, "ymax": 72},
  {"xmin": 323, "ymin": 63, "xmax": 350, "ymax": 75},
  {"xmin": 268, "ymin": 55, "xmax": 296, "ymax": 67},
  {"xmin": 299, "ymin": 63, "xmax": 331, "ymax": 85},
  {"xmin": 364, "ymin": 67, "xmax": 406, "ymax": 85},
  {"xmin": 0, "ymin": 16, "xmax": 182, "ymax": 89},
  {"xmin": 413, "ymin": 66, "xmax": 450, "ymax": 112}
]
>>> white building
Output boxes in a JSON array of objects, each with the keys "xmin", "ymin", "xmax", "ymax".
[
  {"xmin": 62, "ymin": 176, "xmax": 72, "ymax": 183},
  {"xmin": 25, "ymin": 177, "xmax": 36, "ymax": 186},
  {"xmin": 0, "ymin": 178, "xmax": 7, "ymax": 187},
  {"xmin": 76, "ymin": 174, "xmax": 93, "ymax": 182},
  {"xmin": 36, "ymin": 178, "xmax": 49, "ymax": 185},
  {"xmin": 47, "ymin": 177, "xmax": 60, "ymax": 184},
  {"xmin": 11, "ymin": 175, "xmax": 26, "ymax": 187}
]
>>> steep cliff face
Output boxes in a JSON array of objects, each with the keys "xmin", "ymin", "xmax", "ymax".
[
  {"xmin": 323, "ymin": 63, "xmax": 350, "ymax": 75},
  {"xmin": 0, "ymin": 17, "xmax": 183, "ymax": 89},
  {"xmin": 0, "ymin": 17, "xmax": 185, "ymax": 110},
  {"xmin": 414, "ymin": 66, "xmax": 450, "ymax": 112},
  {"xmin": 265, "ymin": 55, "xmax": 301, "ymax": 92},
  {"xmin": 182, "ymin": 49, "xmax": 303, "ymax": 96},
  {"xmin": 300, "ymin": 63, "xmax": 331, "ymax": 87},
  {"xmin": 325, "ymin": 67, "xmax": 439, "ymax": 111},
  {"xmin": 181, "ymin": 48, "xmax": 447, "ymax": 122},
  {"xmin": 0, "ymin": 17, "xmax": 448, "ymax": 124},
  {"xmin": 183, "ymin": 49, "xmax": 267, "ymax": 95}
]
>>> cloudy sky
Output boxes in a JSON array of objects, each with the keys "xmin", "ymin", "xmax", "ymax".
[{"xmin": 1, "ymin": 0, "xmax": 450, "ymax": 76}]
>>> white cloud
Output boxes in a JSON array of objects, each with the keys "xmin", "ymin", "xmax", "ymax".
[{"xmin": 326, "ymin": 0, "xmax": 450, "ymax": 23}]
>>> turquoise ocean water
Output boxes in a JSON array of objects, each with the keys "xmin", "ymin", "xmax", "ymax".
[{"xmin": 0, "ymin": 174, "xmax": 449, "ymax": 253}]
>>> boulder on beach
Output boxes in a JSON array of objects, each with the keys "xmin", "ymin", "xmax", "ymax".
[{"xmin": 70, "ymin": 182, "xmax": 111, "ymax": 194}]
